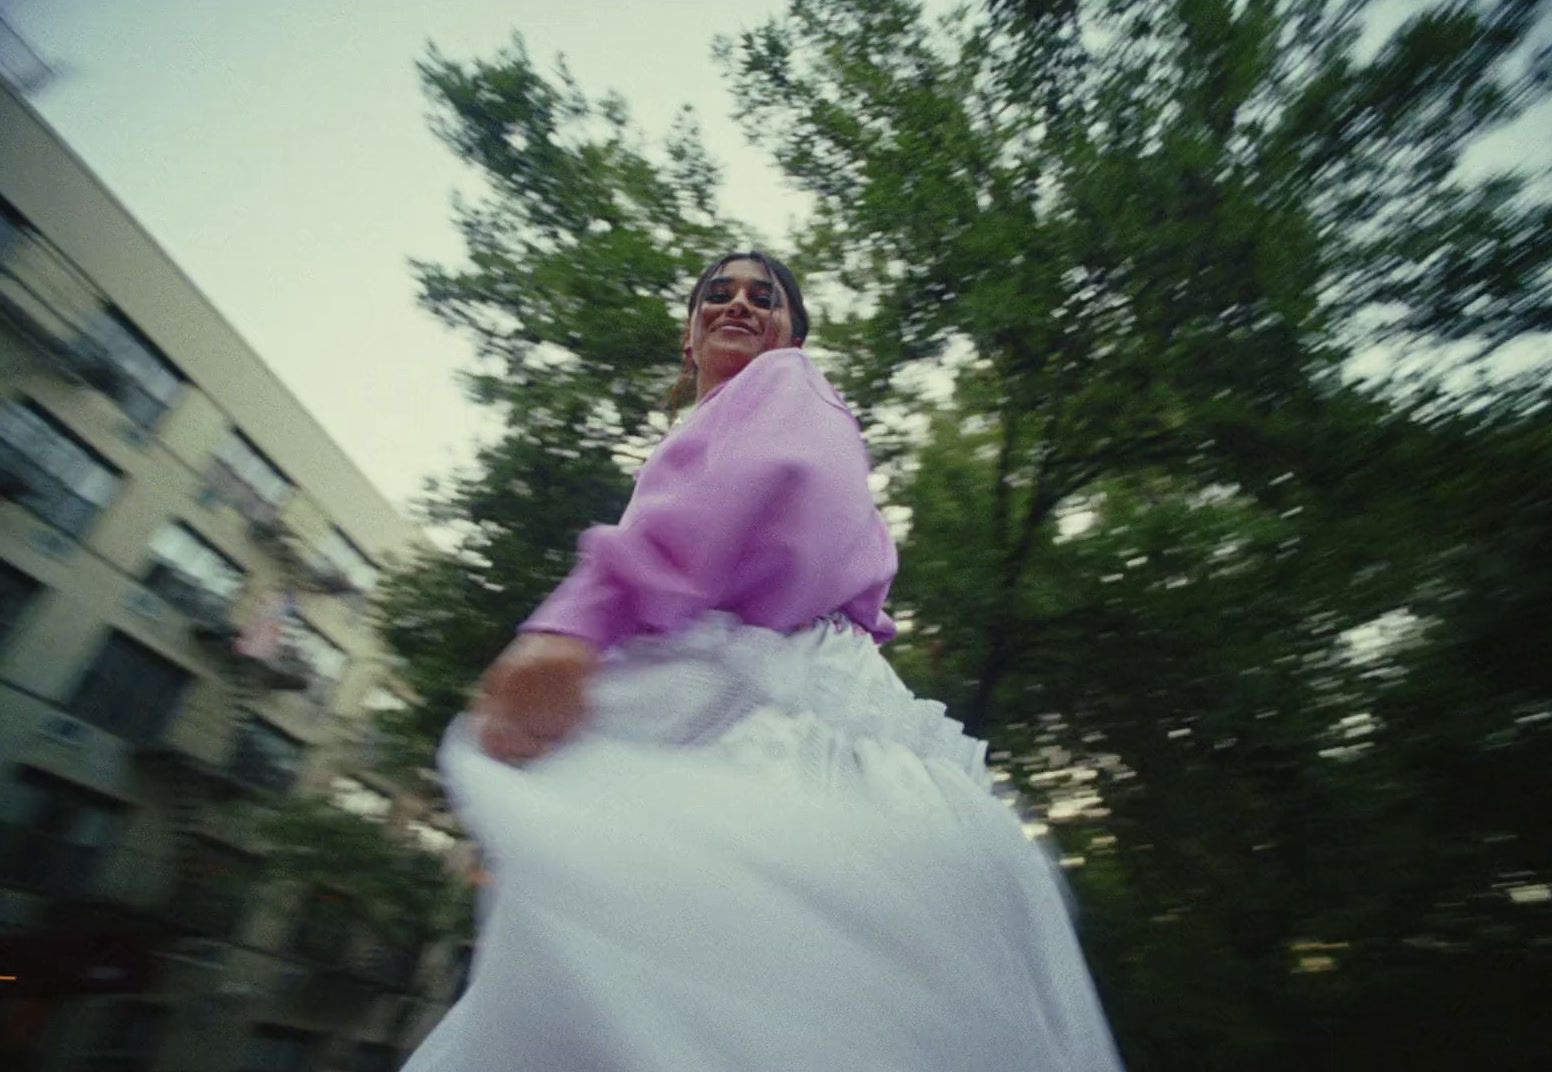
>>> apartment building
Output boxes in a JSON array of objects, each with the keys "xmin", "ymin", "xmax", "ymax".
[{"xmin": 0, "ymin": 83, "xmax": 469, "ymax": 1071}]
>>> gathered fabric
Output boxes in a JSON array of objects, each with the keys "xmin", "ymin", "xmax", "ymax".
[
  {"xmin": 582, "ymin": 610, "xmax": 989, "ymax": 786},
  {"xmin": 518, "ymin": 348, "xmax": 899, "ymax": 651},
  {"xmin": 404, "ymin": 610, "xmax": 1125, "ymax": 1072}
]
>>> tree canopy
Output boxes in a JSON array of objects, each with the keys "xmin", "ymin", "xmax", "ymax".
[
  {"xmin": 368, "ymin": 37, "xmax": 756, "ymax": 772},
  {"xmin": 372, "ymin": 2, "xmax": 1552, "ymax": 1066}
]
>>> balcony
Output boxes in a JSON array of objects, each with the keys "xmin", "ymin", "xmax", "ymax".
[
  {"xmin": 0, "ymin": 440, "xmax": 98, "ymax": 536},
  {"xmin": 302, "ymin": 560, "xmax": 357, "ymax": 597},
  {"xmin": 0, "ymin": 822, "xmax": 103, "ymax": 898},
  {"xmin": 289, "ymin": 895, "xmax": 353, "ymax": 964},
  {"xmin": 146, "ymin": 568, "xmax": 242, "ymax": 646},
  {"xmin": 0, "ymin": 274, "xmax": 145, "ymax": 424},
  {"xmin": 0, "ymin": 229, "xmax": 104, "ymax": 366},
  {"xmin": 132, "ymin": 712, "xmax": 297, "ymax": 802},
  {"xmin": 228, "ymin": 727, "xmax": 301, "ymax": 795},
  {"xmin": 246, "ymin": 511, "xmax": 305, "ymax": 569},
  {"xmin": 167, "ymin": 854, "xmax": 254, "ymax": 940},
  {"xmin": 0, "ymin": 454, "xmax": 38, "ymax": 499},
  {"xmin": 48, "ymin": 337, "xmax": 130, "ymax": 396},
  {"xmin": 250, "ymin": 645, "xmax": 312, "ymax": 692},
  {"xmin": 189, "ymin": 591, "xmax": 316, "ymax": 691},
  {"xmin": 198, "ymin": 456, "xmax": 288, "ymax": 531},
  {"xmin": 188, "ymin": 599, "xmax": 242, "ymax": 646},
  {"xmin": 354, "ymin": 938, "xmax": 422, "ymax": 991}
]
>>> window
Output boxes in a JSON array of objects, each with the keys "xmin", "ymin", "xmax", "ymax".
[
  {"xmin": 231, "ymin": 714, "xmax": 305, "ymax": 794},
  {"xmin": 0, "ymin": 198, "xmax": 106, "ymax": 362},
  {"xmin": 75, "ymin": 999, "xmax": 166, "ymax": 1072},
  {"xmin": 0, "ymin": 560, "xmax": 42, "ymax": 646},
  {"xmin": 176, "ymin": 839, "xmax": 258, "ymax": 938},
  {"xmin": 314, "ymin": 526, "xmax": 379, "ymax": 597},
  {"xmin": 290, "ymin": 887, "xmax": 353, "ymax": 963},
  {"xmin": 77, "ymin": 306, "xmax": 184, "ymax": 429},
  {"xmin": 240, "ymin": 1025, "xmax": 317, "ymax": 1072},
  {"xmin": 329, "ymin": 776, "xmax": 391, "ymax": 821},
  {"xmin": 355, "ymin": 686, "xmax": 408, "ymax": 765},
  {"xmin": 143, "ymin": 522, "xmax": 244, "ymax": 616},
  {"xmin": 291, "ymin": 616, "xmax": 347, "ymax": 710},
  {"xmin": 206, "ymin": 431, "xmax": 291, "ymax": 522},
  {"xmin": 0, "ymin": 770, "xmax": 121, "ymax": 897},
  {"xmin": 0, "ymin": 200, "xmax": 184, "ymax": 430},
  {"xmin": 0, "ymin": 398, "xmax": 122, "ymax": 537},
  {"xmin": 70, "ymin": 631, "xmax": 192, "ymax": 743},
  {"xmin": 349, "ymin": 1042, "xmax": 399, "ymax": 1072}
]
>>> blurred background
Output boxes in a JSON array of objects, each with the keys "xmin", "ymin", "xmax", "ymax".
[{"xmin": 0, "ymin": 1, "xmax": 1548, "ymax": 1069}]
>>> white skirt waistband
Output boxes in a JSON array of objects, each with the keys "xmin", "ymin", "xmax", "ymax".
[{"xmin": 580, "ymin": 610, "xmax": 991, "ymax": 789}]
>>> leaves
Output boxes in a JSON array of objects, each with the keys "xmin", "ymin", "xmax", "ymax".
[
  {"xmin": 257, "ymin": 796, "xmax": 466, "ymax": 944},
  {"xmin": 372, "ymin": 3, "xmax": 1551, "ymax": 1066},
  {"xmin": 372, "ymin": 38, "xmax": 772, "ymax": 771},
  {"xmin": 724, "ymin": 1, "xmax": 1551, "ymax": 1066}
]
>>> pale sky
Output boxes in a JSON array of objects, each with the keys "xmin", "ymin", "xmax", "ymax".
[
  {"xmin": 2, "ymin": 0, "xmax": 804, "ymax": 519},
  {"xmin": 4, "ymin": 0, "xmax": 1546, "ymax": 530}
]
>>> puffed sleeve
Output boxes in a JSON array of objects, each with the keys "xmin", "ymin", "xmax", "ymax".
[{"xmin": 517, "ymin": 347, "xmax": 897, "ymax": 651}]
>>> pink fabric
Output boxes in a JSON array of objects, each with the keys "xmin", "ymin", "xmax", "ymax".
[{"xmin": 519, "ymin": 347, "xmax": 898, "ymax": 652}]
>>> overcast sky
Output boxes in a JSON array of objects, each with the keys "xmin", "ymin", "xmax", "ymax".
[
  {"xmin": 4, "ymin": 0, "xmax": 1547, "ymax": 531},
  {"xmin": 3, "ymin": 0, "xmax": 803, "ymax": 520}
]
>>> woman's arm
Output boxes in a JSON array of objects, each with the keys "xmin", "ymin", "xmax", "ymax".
[{"xmin": 518, "ymin": 347, "xmax": 883, "ymax": 651}]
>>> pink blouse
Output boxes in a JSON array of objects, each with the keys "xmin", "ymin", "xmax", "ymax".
[{"xmin": 517, "ymin": 347, "xmax": 898, "ymax": 651}]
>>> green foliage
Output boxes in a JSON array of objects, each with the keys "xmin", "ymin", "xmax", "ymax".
[
  {"xmin": 379, "ymin": 2, "xmax": 1552, "ymax": 1067},
  {"xmin": 371, "ymin": 35, "xmax": 767, "ymax": 768},
  {"xmin": 718, "ymin": 1, "xmax": 1551, "ymax": 1067},
  {"xmin": 257, "ymin": 796, "xmax": 469, "ymax": 944}
]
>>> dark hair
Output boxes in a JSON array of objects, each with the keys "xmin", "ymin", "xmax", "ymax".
[{"xmin": 665, "ymin": 250, "xmax": 808, "ymax": 421}]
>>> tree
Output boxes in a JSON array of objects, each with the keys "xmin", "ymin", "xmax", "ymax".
[
  {"xmin": 373, "ymin": 3, "xmax": 1552, "ymax": 1066},
  {"xmin": 720, "ymin": 0, "xmax": 1550, "ymax": 734},
  {"xmin": 715, "ymin": 1, "xmax": 1551, "ymax": 1067},
  {"xmin": 257, "ymin": 796, "xmax": 468, "ymax": 948},
  {"xmin": 370, "ymin": 35, "xmax": 756, "ymax": 772}
]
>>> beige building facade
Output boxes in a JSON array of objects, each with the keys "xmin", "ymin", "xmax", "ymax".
[{"xmin": 0, "ymin": 83, "xmax": 468, "ymax": 1071}]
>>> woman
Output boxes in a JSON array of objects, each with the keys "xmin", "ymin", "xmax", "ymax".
[{"xmin": 402, "ymin": 252, "xmax": 1125, "ymax": 1071}]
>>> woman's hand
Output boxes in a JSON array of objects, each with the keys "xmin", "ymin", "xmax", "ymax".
[{"xmin": 472, "ymin": 632, "xmax": 600, "ymax": 761}]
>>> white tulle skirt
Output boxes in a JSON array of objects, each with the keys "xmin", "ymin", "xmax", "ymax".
[{"xmin": 402, "ymin": 611, "xmax": 1124, "ymax": 1072}]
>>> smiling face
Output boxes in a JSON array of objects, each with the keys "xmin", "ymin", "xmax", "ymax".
[{"xmin": 684, "ymin": 257, "xmax": 797, "ymax": 401}]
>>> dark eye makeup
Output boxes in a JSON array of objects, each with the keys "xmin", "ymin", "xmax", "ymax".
[{"xmin": 704, "ymin": 278, "xmax": 780, "ymax": 309}]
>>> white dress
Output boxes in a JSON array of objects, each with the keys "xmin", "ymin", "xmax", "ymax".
[{"xmin": 402, "ymin": 610, "xmax": 1125, "ymax": 1071}]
